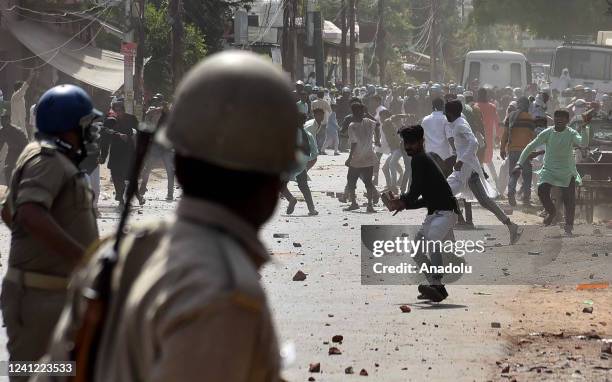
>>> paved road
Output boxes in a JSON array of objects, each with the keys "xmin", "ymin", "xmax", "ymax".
[{"xmin": 0, "ymin": 152, "xmax": 607, "ymax": 381}]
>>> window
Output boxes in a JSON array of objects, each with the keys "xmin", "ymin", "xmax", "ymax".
[
  {"xmin": 510, "ymin": 63, "xmax": 522, "ymax": 87},
  {"xmin": 248, "ymin": 15, "xmax": 259, "ymax": 27},
  {"xmin": 467, "ymin": 62, "xmax": 480, "ymax": 84},
  {"xmin": 553, "ymin": 48, "xmax": 612, "ymax": 81}
]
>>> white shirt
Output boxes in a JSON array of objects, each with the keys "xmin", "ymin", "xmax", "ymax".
[
  {"xmin": 11, "ymin": 81, "xmax": 29, "ymax": 133},
  {"xmin": 348, "ymin": 118, "xmax": 378, "ymax": 168},
  {"xmin": 374, "ymin": 106, "xmax": 390, "ymax": 154},
  {"xmin": 449, "ymin": 116, "xmax": 480, "ymax": 173},
  {"xmin": 304, "ymin": 118, "xmax": 323, "ymax": 137},
  {"xmin": 311, "ymin": 98, "xmax": 332, "ymax": 124},
  {"xmin": 421, "ymin": 111, "xmax": 453, "ymax": 160},
  {"xmin": 446, "ymin": 116, "xmax": 497, "ymax": 197}
]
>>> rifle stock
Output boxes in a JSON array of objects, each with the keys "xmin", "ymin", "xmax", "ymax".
[{"xmin": 70, "ymin": 113, "xmax": 163, "ymax": 382}]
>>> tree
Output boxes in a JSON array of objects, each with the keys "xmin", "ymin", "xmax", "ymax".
[
  {"xmin": 143, "ymin": 2, "xmax": 206, "ymax": 96},
  {"xmin": 320, "ymin": 0, "xmax": 412, "ymax": 84},
  {"xmin": 147, "ymin": 0, "xmax": 252, "ymax": 53},
  {"xmin": 182, "ymin": 0, "xmax": 254, "ymax": 53},
  {"xmin": 471, "ymin": 0, "xmax": 611, "ymax": 39}
]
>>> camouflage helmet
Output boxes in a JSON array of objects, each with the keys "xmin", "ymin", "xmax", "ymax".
[{"xmin": 165, "ymin": 51, "xmax": 299, "ymax": 175}]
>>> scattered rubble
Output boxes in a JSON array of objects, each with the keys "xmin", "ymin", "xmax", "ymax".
[
  {"xmin": 328, "ymin": 347, "xmax": 342, "ymax": 355},
  {"xmin": 359, "ymin": 369, "xmax": 369, "ymax": 376},
  {"xmin": 292, "ymin": 271, "xmax": 307, "ymax": 281},
  {"xmin": 491, "ymin": 322, "xmax": 501, "ymax": 328},
  {"xmin": 399, "ymin": 305, "xmax": 411, "ymax": 313},
  {"xmin": 308, "ymin": 363, "xmax": 320, "ymax": 373},
  {"xmin": 344, "ymin": 366, "xmax": 354, "ymax": 374},
  {"xmin": 332, "ymin": 335, "xmax": 343, "ymax": 343},
  {"xmin": 583, "ymin": 307, "xmax": 593, "ymax": 314}
]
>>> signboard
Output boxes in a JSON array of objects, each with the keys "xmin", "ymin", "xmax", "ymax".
[{"xmin": 121, "ymin": 42, "xmax": 138, "ymax": 66}]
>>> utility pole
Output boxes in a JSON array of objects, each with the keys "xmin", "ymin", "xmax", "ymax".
[
  {"xmin": 348, "ymin": 0, "xmax": 356, "ymax": 86},
  {"xmin": 375, "ymin": 0, "xmax": 386, "ymax": 85},
  {"xmin": 282, "ymin": 0, "xmax": 299, "ymax": 80},
  {"xmin": 313, "ymin": 11, "xmax": 325, "ymax": 86},
  {"xmin": 340, "ymin": 0, "xmax": 347, "ymax": 85},
  {"xmin": 169, "ymin": 0, "xmax": 184, "ymax": 90},
  {"xmin": 134, "ymin": 0, "xmax": 145, "ymax": 118},
  {"xmin": 123, "ymin": 0, "xmax": 135, "ymax": 114},
  {"xmin": 292, "ymin": 0, "xmax": 299, "ymax": 80},
  {"xmin": 430, "ymin": 0, "xmax": 438, "ymax": 82},
  {"xmin": 282, "ymin": 0, "xmax": 293, "ymax": 78}
]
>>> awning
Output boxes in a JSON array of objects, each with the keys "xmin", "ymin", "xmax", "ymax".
[{"xmin": 7, "ymin": 19, "xmax": 124, "ymax": 92}]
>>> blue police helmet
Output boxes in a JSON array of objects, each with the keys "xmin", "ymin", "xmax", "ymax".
[{"xmin": 36, "ymin": 84, "xmax": 102, "ymax": 135}]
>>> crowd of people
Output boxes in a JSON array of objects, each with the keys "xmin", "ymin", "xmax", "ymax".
[
  {"xmin": 0, "ymin": 52, "xmax": 600, "ymax": 380},
  {"xmin": 291, "ymin": 77, "xmax": 596, "ymax": 237}
]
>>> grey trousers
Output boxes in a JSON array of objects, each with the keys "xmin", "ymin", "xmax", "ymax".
[
  {"xmin": 507, "ymin": 150, "xmax": 532, "ymax": 199},
  {"xmin": 468, "ymin": 172, "xmax": 511, "ymax": 225}
]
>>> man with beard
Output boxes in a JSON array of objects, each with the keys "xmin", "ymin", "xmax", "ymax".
[{"xmin": 99, "ymin": 99, "xmax": 143, "ymax": 208}]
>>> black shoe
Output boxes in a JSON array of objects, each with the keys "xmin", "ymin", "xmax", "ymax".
[
  {"xmin": 286, "ymin": 199, "xmax": 297, "ymax": 215},
  {"xmin": 543, "ymin": 213, "xmax": 555, "ymax": 226},
  {"xmin": 435, "ymin": 285, "xmax": 449, "ymax": 299},
  {"xmin": 344, "ymin": 203, "xmax": 359, "ymax": 211},
  {"xmin": 166, "ymin": 194, "xmax": 174, "ymax": 201},
  {"xmin": 419, "ymin": 285, "xmax": 447, "ymax": 302},
  {"xmin": 508, "ymin": 195, "xmax": 517, "ymax": 207},
  {"xmin": 417, "ymin": 284, "xmax": 429, "ymax": 299},
  {"xmin": 137, "ymin": 194, "xmax": 146, "ymax": 206},
  {"xmin": 308, "ymin": 209, "xmax": 319, "ymax": 216}
]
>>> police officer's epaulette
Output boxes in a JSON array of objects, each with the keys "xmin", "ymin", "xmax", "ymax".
[{"xmin": 38, "ymin": 140, "xmax": 59, "ymax": 156}]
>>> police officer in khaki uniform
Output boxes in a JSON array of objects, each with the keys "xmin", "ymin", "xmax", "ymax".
[
  {"xmin": 37, "ymin": 51, "xmax": 300, "ymax": 381},
  {"xmin": 0, "ymin": 85, "xmax": 100, "ymax": 377}
]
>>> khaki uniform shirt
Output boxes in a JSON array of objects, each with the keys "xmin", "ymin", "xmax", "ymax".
[
  {"xmin": 37, "ymin": 197, "xmax": 281, "ymax": 382},
  {"xmin": 3, "ymin": 141, "xmax": 98, "ymax": 276}
]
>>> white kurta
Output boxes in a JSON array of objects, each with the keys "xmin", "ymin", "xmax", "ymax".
[
  {"xmin": 11, "ymin": 81, "xmax": 29, "ymax": 134},
  {"xmin": 446, "ymin": 117, "xmax": 497, "ymax": 198}
]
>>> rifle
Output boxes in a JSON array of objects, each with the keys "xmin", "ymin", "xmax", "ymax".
[{"xmin": 71, "ymin": 113, "xmax": 163, "ymax": 382}]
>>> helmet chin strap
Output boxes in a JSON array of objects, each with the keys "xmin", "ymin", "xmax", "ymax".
[{"xmin": 54, "ymin": 136, "xmax": 86, "ymax": 164}]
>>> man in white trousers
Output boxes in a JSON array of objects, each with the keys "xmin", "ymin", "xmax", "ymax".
[
  {"xmin": 384, "ymin": 124, "xmax": 460, "ymax": 302},
  {"xmin": 444, "ymin": 100, "xmax": 522, "ymax": 245}
]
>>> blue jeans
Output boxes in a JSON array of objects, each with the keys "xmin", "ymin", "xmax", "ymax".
[{"xmin": 507, "ymin": 150, "xmax": 532, "ymax": 200}]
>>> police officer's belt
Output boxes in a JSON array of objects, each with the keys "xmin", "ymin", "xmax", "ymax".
[{"xmin": 5, "ymin": 267, "xmax": 69, "ymax": 290}]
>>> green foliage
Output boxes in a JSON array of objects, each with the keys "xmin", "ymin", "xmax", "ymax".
[
  {"xmin": 183, "ymin": 0, "xmax": 254, "ymax": 53},
  {"xmin": 472, "ymin": 0, "xmax": 611, "ymax": 39},
  {"xmin": 319, "ymin": 0, "xmax": 413, "ymax": 84},
  {"xmin": 143, "ymin": 2, "xmax": 206, "ymax": 95}
]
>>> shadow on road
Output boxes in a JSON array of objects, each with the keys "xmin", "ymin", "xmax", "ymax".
[{"xmin": 408, "ymin": 302, "xmax": 469, "ymax": 310}]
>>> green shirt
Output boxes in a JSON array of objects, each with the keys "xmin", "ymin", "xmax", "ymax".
[{"xmin": 518, "ymin": 126, "xmax": 589, "ymax": 187}]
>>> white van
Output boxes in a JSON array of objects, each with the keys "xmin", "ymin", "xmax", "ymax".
[
  {"xmin": 462, "ymin": 50, "xmax": 532, "ymax": 89},
  {"xmin": 549, "ymin": 43, "xmax": 612, "ymax": 93}
]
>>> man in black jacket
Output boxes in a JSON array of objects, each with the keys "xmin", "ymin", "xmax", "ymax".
[
  {"xmin": 99, "ymin": 100, "xmax": 143, "ymax": 208},
  {"xmin": 383, "ymin": 124, "xmax": 460, "ymax": 302}
]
